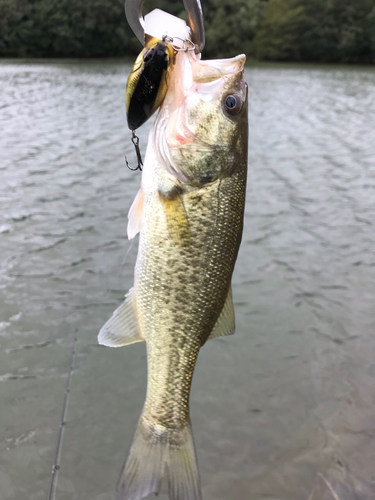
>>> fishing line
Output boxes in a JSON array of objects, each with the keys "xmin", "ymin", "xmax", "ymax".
[
  {"xmin": 47, "ymin": 331, "xmax": 77, "ymax": 500},
  {"xmin": 121, "ymin": 238, "xmax": 135, "ymax": 268}
]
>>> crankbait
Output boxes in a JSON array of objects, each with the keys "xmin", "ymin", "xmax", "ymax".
[
  {"xmin": 126, "ymin": 36, "xmax": 174, "ymax": 131},
  {"xmin": 125, "ymin": 36, "xmax": 175, "ymax": 171}
]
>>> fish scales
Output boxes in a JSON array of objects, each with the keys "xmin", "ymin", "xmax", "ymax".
[
  {"xmin": 99, "ymin": 49, "xmax": 248, "ymax": 500},
  {"xmin": 138, "ymin": 170, "xmax": 246, "ymax": 430}
]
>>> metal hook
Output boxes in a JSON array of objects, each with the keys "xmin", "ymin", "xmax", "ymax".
[
  {"xmin": 125, "ymin": 0, "xmax": 205, "ymax": 54},
  {"xmin": 125, "ymin": 130, "xmax": 143, "ymax": 171},
  {"xmin": 170, "ymin": 36, "xmax": 198, "ymax": 52}
]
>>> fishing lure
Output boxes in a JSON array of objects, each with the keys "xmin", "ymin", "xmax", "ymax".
[
  {"xmin": 126, "ymin": 36, "xmax": 175, "ymax": 131},
  {"xmin": 125, "ymin": 36, "xmax": 175, "ymax": 171}
]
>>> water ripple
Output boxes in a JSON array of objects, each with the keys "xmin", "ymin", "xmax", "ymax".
[{"xmin": 1, "ymin": 60, "xmax": 375, "ymax": 500}]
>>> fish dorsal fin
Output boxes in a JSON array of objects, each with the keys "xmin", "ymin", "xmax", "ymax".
[
  {"xmin": 127, "ymin": 188, "xmax": 144, "ymax": 240},
  {"xmin": 207, "ymin": 286, "xmax": 235, "ymax": 341},
  {"xmin": 98, "ymin": 288, "xmax": 143, "ymax": 347}
]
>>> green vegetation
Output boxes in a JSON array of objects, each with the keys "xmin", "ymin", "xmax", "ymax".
[
  {"xmin": 1, "ymin": 0, "xmax": 375, "ymax": 62},
  {"xmin": 254, "ymin": 0, "xmax": 375, "ymax": 63}
]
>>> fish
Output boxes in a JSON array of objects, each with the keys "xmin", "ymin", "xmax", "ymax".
[{"xmin": 98, "ymin": 49, "xmax": 248, "ymax": 500}]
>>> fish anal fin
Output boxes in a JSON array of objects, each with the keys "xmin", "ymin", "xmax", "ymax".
[
  {"xmin": 207, "ymin": 286, "xmax": 235, "ymax": 341},
  {"xmin": 159, "ymin": 191, "xmax": 191, "ymax": 246},
  {"xmin": 98, "ymin": 288, "xmax": 143, "ymax": 347},
  {"xmin": 127, "ymin": 188, "xmax": 144, "ymax": 240}
]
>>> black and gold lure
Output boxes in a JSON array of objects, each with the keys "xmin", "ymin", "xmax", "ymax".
[
  {"xmin": 125, "ymin": 36, "xmax": 175, "ymax": 170},
  {"xmin": 126, "ymin": 36, "xmax": 175, "ymax": 130}
]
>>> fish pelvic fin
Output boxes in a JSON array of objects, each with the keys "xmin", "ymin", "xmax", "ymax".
[
  {"xmin": 206, "ymin": 285, "xmax": 235, "ymax": 342},
  {"xmin": 116, "ymin": 417, "xmax": 202, "ymax": 500},
  {"xmin": 98, "ymin": 288, "xmax": 143, "ymax": 347}
]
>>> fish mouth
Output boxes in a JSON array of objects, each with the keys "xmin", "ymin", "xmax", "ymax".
[
  {"xmin": 192, "ymin": 53, "xmax": 246, "ymax": 83},
  {"xmin": 154, "ymin": 51, "xmax": 246, "ymax": 180},
  {"xmin": 167, "ymin": 54, "xmax": 246, "ymax": 149}
]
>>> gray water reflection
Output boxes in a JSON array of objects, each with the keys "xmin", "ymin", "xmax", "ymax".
[{"xmin": 1, "ymin": 60, "xmax": 375, "ymax": 500}]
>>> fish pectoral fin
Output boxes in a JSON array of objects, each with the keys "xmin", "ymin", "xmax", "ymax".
[
  {"xmin": 159, "ymin": 191, "xmax": 191, "ymax": 246},
  {"xmin": 207, "ymin": 286, "xmax": 235, "ymax": 341},
  {"xmin": 127, "ymin": 188, "xmax": 144, "ymax": 240},
  {"xmin": 98, "ymin": 288, "xmax": 143, "ymax": 347}
]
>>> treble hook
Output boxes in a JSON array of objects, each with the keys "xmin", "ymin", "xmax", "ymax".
[{"xmin": 125, "ymin": 130, "xmax": 143, "ymax": 171}]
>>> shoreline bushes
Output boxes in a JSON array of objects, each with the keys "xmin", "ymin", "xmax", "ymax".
[{"xmin": 0, "ymin": 0, "xmax": 374, "ymax": 63}]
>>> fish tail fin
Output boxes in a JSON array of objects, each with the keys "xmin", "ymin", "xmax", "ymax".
[{"xmin": 116, "ymin": 417, "xmax": 201, "ymax": 500}]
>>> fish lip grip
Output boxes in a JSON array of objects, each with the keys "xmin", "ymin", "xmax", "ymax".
[{"xmin": 124, "ymin": 0, "xmax": 205, "ymax": 53}]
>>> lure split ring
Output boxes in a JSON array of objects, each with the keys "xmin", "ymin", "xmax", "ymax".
[{"xmin": 170, "ymin": 37, "xmax": 198, "ymax": 52}]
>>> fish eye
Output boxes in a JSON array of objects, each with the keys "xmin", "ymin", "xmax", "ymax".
[{"xmin": 223, "ymin": 93, "xmax": 242, "ymax": 116}]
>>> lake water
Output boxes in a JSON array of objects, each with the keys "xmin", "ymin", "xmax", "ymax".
[{"xmin": 1, "ymin": 59, "xmax": 375, "ymax": 500}]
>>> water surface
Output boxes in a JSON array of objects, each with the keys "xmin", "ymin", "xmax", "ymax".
[{"xmin": 1, "ymin": 60, "xmax": 375, "ymax": 500}]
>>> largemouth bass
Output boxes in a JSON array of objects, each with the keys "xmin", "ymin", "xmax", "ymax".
[{"xmin": 99, "ymin": 49, "xmax": 248, "ymax": 500}]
